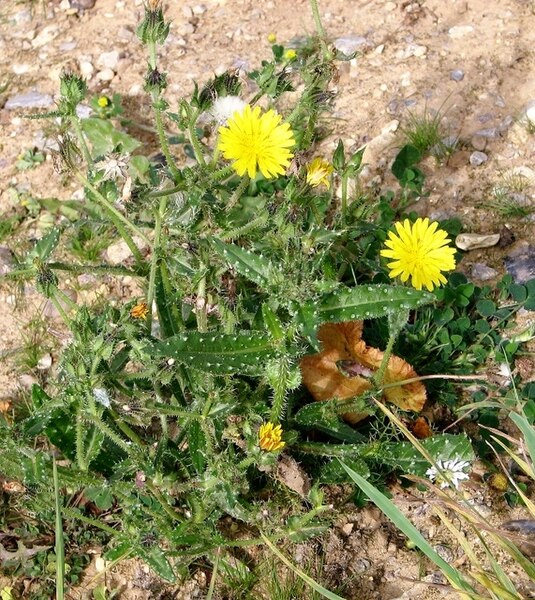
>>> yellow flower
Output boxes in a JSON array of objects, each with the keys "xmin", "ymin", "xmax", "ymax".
[
  {"xmin": 218, "ymin": 105, "xmax": 295, "ymax": 179},
  {"xmin": 258, "ymin": 422, "xmax": 285, "ymax": 452},
  {"xmin": 97, "ymin": 95, "xmax": 110, "ymax": 108},
  {"xmin": 306, "ymin": 157, "xmax": 333, "ymax": 189},
  {"xmin": 130, "ymin": 301, "xmax": 149, "ymax": 320},
  {"xmin": 285, "ymin": 49, "xmax": 297, "ymax": 60},
  {"xmin": 267, "ymin": 32, "xmax": 277, "ymax": 44},
  {"xmin": 380, "ymin": 218, "xmax": 456, "ymax": 291}
]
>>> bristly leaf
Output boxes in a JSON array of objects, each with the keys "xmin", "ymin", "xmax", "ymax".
[
  {"xmin": 150, "ymin": 331, "xmax": 280, "ymax": 375},
  {"xmin": 210, "ymin": 238, "xmax": 277, "ymax": 288},
  {"xmin": 31, "ymin": 227, "xmax": 61, "ymax": 262},
  {"xmin": 296, "ymin": 284, "xmax": 434, "ymax": 343}
]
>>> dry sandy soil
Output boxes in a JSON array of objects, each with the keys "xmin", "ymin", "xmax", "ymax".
[{"xmin": 1, "ymin": 0, "xmax": 535, "ymax": 598}]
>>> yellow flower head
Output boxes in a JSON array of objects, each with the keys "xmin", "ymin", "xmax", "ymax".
[
  {"xmin": 380, "ymin": 218, "xmax": 456, "ymax": 291},
  {"xmin": 258, "ymin": 422, "xmax": 285, "ymax": 452},
  {"xmin": 306, "ymin": 157, "xmax": 334, "ymax": 189},
  {"xmin": 218, "ymin": 105, "xmax": 295, "ymax": 179},
  {"xmin": 97, "ymin": 95, "xmax": 110, "ymax": 108},
  {"xmin": 130, "ymin": 301, "xmax": 149, "ymax": 320},
  {"xmin": 267, "ymin": 32, "xmax": 277, "ymax": 44},
  {"xmin": 285, "ymin": 49, "xmax": 297, "ymax": 60}
]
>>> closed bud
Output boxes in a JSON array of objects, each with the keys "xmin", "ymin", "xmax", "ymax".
[
  {"xmin": 136, "ymin": 5, "xmax": 170, "ymax": 46},
  {"xmin": 59, "ymin": 72, "xmax": 87, "ymax": 114},
  {"xmin": 332, "ymin": 139, "xmax": 345, "ymax": 172}
]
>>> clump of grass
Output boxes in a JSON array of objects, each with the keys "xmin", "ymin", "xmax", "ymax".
[
  {"xmin": 399, "ymin": 104, "xmax": 453, "ymax": 158},
  {"xmin": 486, "ymin": 168, "xmax": 534, "ymax": 218}
]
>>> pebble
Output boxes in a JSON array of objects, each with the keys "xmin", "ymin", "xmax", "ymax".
[
  {"xmin": 12, "ymin": 64, "xmax": 31, "ymax": 75},
  {"xmin": 471, "ymin": 263, "xmax": 498, "ymax": 281},
  {"xmin": 79, "ymin": 60, "xmax": 94, "ymax": 78},
  {"xmin": 37, "ymin": 354, "xmax": 53, "ymax": 370},
  {"xmin": 59, "ymin": 41, "xmax": 77, "ymax": 51},
  {"xmin": 97, "ymin": 50, "xmax": 120, "ymax": 71},
  {"xmin": 504, "ymin": 242, "xmax": 535, "ymax": 284},
  {"xmin": 455, "ymin": 233, "xmax": 500, "ymax": 251},
  {"xmin": 43, "ymin": 289, "xmax": 78, "ymax": 318},
  {"xmin": 333, "ymin": 36, "xmax": 369, "ymax": 55},
  {"xmin": 448, "ymin": 25, "xmax": 474, "ymax": 39},
  {"xmin": 70, "ymin": 0, "xmax": 96, "ymax": 8},
  {"xmin": 96, "ymin": 68, "xmax": 115, "ymax": 82},
  {"xmin": 192, "ymin": 4, "xmax": 207, "ymax": 14},
  {"xmin": 31, "ymin": 24, "xmax": 59, "ymax": 48},
  {"xmin": 76, "ymin": 104, "xmax": 92, "ymax": 119},
  {"xmin": 450, "ymin": 69, "xmax": 464, "ymax": 81},
  {"xmin": 474, "ymin": 127, "xmax": 499, "ymax": 139},
  {"xmin": 106, "ymin": 237, "xmax": 148, "ymax": 265},
  {"xmin": 12, "ymin": 9, "xmax": 32, "ymax": 24},
  {"xmin": 0, "ymin": 247, "xmax": 14, "ymax": 275},
  {"xmin": 470, "ymin": 151, "xmax": 488, "ymax": 166},
  {"xmin": 5, "ymin": 90, "xmax": 54, "ymax": 110},
  {"xmin": 471, "ymin": 135, "xmax": 487, "ymax": 151},
  {"xmin": 525, "ymin": 100, "xmax": 535, "ymax": 126}
]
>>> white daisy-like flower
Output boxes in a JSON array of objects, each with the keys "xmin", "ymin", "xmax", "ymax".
[
  {"xmin": 93, "ymin": 387, "xmax": 111, "ymax": 408},
  {"xmin": 426, "ymin": 458, "xmax": 471, "ymax": 490},
  {"xmin": 208, "ymin": 95, "xmax": 247, "ymax": 125}
]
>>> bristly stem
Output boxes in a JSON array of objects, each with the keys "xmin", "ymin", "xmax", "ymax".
[
  {"xmin": 71, "ymin": 115, "xmax": 92, "ymax": 166},
  {"xmin": 341, "ymin": 171, "xmax": 348, "ymax": 226},
  {"xmin": 373, "ymin": 333, "xmax": 396, "ymax": 388},
  {"xmin": 308, "ymin": 0, "xmax": 333, "ymax": 59},
  {"xmin": 146, "ymin": 196, "xmax": 167, "ymax": 333},
  {"xmin": 227, "ymin": 175, "xmax": 250, "ymax": 210},
  {"xmin": 186, "ymin": 106, "xmax": 207, "ymax": 166}
]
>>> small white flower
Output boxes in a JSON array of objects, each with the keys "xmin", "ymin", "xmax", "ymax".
[
  {"xmin": 93, "ymin": 153, "xmax": 130, "ymax": 181},
  {"xmin": 208, "ymin": 95, "xmax": 247, "ymax": 125},
  {"xmin": 93, "ymin": 387, "xmax": 111, "ymax": 408},
  {"xmin": 426, "ymin": 458, "xmax": 471, "ymax": 489}
]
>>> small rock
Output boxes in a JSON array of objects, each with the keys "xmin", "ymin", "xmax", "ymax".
[
  {"xmin": 474, "ymin": 127, "xmax": 500, "ymax": 139},
  {"xmin": 97, "ymin": 50, "xmax": 120, "ymax": 71},
  {"xmin": 59, "ymin": 0, "xmax": 70, "ymax": 10},
  {"xmin": 96, "ymin": 68, "xmax": 115, "ymax": 82},
  {"xmin": 471, "ymin": 263, "xmax": 498, "ymax": 281},
  {"xmin": 12, "ymin": 9, "xmax": 32, "ymax": 24},
  {"xmin": 70, "ymin": 0, "xmax": 96, "ymax": 8},
  {"xmin": 76, "ymin": 104, "xmax": 92, "ymax": 119},
  {"xmin": 0, "ymin": 247, "xmax": 14, "ymax": 275},
  {"xmin": 450, "ymin": 69, "xmax": 464, "ymax": 82},
  {"xmin": 192, "ymin": 3, "xmax": 207, "ymax": 14},
  {"xmin": 470, "ymin": 151, "xmax": 488, "ymax": 166},
  {"xmin": 5, "ymin": 90, "xmax": 54, "ymax": 110},
  {"xmin": 106, "ymin": 237, "xmax": 148, "ymax": 265},
  {"xmin": 31, "ymin": 24, "xmax": 59, "ymax": 48},
  {"xmin": 79, "ymin": 60, "xmax": 94, "ymax": 78},
  {"xmin": 448, "ymin": 25, "xmax": 474, "ymax": 39},
  {"xmin": 333, "ymin": 36, "xmax": 368, "ymax": 55},
  {"xmin": 12, "ymin": 64, "xmax": 31, "ymax": 75},
  {"xmin": 471, "ymin": 135, "xmax": 487, "ymax": 151},
  {"xmin": 59, "ymin": 41, "xmax": 77, "ymax": 51},
  {"xmin": 19, "ymin": 374, "xmax": 39, "ymax": 389},
  {"xmin": 455, "ymin": 233, "xmax": 500, "ymax": 251},
  {"xmin": 434, "ymin": 544, "xmax": 454, "ymax": 562},
  {"xmin": 504, "ymin": 243, "xmax": 535, "ymax": 284},
  {"xmin": 37, "ymin": 354, "xmax": 53, "ymax": 370},
  {"xmin": 525, "ymin": 100, "xmax": 535, "ymax": 126},
  {"xmin": 341, "ymin": 523, "xmax": 354, "ymax": 536},
  {"xmin": 43, "ymin": 289, "xmax": 78, "ymax": 318}
]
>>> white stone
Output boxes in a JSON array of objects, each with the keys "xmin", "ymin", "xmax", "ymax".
[
  {"xmin": 448, "ymin": 25, "xmax": 474, "ymax": 39},
  {"xmin": 97, "ymin": 50, "xmax": 120, "ymax": 71},
  {"xmin": 96, "ymin": 68, "xmax": 115, "ymax": 82},
  {"xmin": 79, "ymin": 60, "xmax": 94, "ymax": 77},
  {"xmin": 31, "ymin": 25, "xmax": 59, "ymax": 48}
]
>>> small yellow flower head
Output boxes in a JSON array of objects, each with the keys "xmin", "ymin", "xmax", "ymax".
[
  {"xmin": 285, "ymin": 49, "xmax": 297, "ymax": 61},
  {"xmin": 380, "ymin": 218, "xmax": 456, "ymax": 292},
  {"xmin": 306, "ymin": 157, "xmax": 334, "ymax": 189},
  {"xmin": 258, "ymin": 422, "xmax": 285, "ymax": 452},
  {"xmin": 267, "ymin": 32, "xmax": 277, "ymax": 44},
  {"xmin": 218, "ymin": 104, "xmax": 295, "ymax": 179},
  {"xmin": 97, "ymin": 95, "xmax": 110, "ymax": 108},
  {"xmin": 130, "ymin": 301, "xmax": 149, "ymax": 320}
]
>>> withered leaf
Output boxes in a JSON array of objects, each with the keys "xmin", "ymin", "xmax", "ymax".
[{"xmin": 300, "ymin": 321, "xmax": 426, "ymax": 424}]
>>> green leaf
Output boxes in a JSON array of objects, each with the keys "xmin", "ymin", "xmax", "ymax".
[
  {"xmin": 187, "ymin": 421, "xmax": 207, "ymax": 474},
  {"xmin": 140, "ymin": 545, "xmax": 176, "ymax": 583},
  {"xmin": 211, "ymin": 238, "xmax": 277, "ymax": 288},
  {"xmin": 150, "ymin": 331, "xmax": 279, "ymax": 375},
  {"xmin": 391, "ymin": 144, "xmax": 422, "ymax": 180},
  {"xmin": 81, "ymin": 118, "xmax": 141, "ymax": 156},
  {"xmin": 318, "ymin": 458, "xmax": 370, "ymax": 483},
  {"xmin": 294, "ymin": 399, "xmax": 369, "ymax": 443},
  {"xmin": 381, "ymin": 434, "xmax": 474, "ymax": 476},
  {"xmin": 297, "ymin": 284, "xmax": 434, "ymax": 342},
  {"xmin": 31, "ymin": 227, "xmax": 61, "ymax": 262}
]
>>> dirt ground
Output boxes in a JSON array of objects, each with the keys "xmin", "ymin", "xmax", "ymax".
[{"xmin": 1, "ymin": 0, "xmax": 535, "ymax": 598}]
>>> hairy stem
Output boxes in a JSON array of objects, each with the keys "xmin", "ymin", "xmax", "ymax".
[
  {"xmin": 146, "ymin": 196, "xmax": 167, "ymax": 333},
  {"xmin": 227, "ymin": 175, "xmax": 249, "ymax": 210}
]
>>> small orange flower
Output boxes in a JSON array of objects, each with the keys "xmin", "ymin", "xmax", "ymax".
[
  {"xmin": 130, "ymin": 301, "xmax": 149, "ymax": 320},
  {"xmin": 258, "ymin": 422, "xmax": 285, "ymax": 452}
]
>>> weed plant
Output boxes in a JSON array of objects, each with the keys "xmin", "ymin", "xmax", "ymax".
[{"xmin": 1, "ymin": 0, "xmax": 534, "ymax": 598}]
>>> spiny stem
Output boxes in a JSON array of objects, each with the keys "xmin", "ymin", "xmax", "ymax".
[
  {"xmin": 308, "ymin": 0, "xmax": 333, "ymax": 59},
  {"xmin": 149, "ymin": 184, "xmax": 186, "ymax": 198},
  {"xmin": 146, "ymin": 196, "xmax": 167, "ymax": 333},
  {"xmin": 153, "ymin": 97, "xmax": 182, "ymax": 180},
  {"xmin": 196, "ymin": 267, "xmax": 208, "ymax": 333},
  {"xmin": 227, "ymin": 175, "xmax": 249, "ymax": 210},
  {"xmin": 187, "ymin": 107, "xmax": 206, "ymax": 166},
  {"xmin": 341, "ymin": 171, "xmax": 348, "ymax": 226},
  {"xmin": 48, "ymin": 262, "xmax": 141, "ymax": 276},
  {"xmin": 373, "ymin": 333, "xmax": 396, "ymax": 388},
  {"xmin": 70, "ymin": 115, "xmax": 92, "ymax": 166}
]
